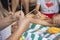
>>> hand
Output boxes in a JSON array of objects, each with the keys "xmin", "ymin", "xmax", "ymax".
[
  {"xmin": 18, "ymin": 11, "xmax": 31, "ymax": 32},
  {"xmin": 18, "ymin": 18, "xmax": 30, "ymax": 31},
  {"xmin": 52, "ymin": 14, "xmax": 60, "ymax": 25},
  {"xmin": 33, "ymin": 11, "xmax": 51, "ymax": 23},
  {"xmin": 26, "ymin": 13, "xmax": 35, "ymax": 18},
  {"xmin": 9, "ymin": 11, "xmax": 25, "ymax": 21},
  {"xmin": 14, "ymin": 11, "xmax": 24, "ymax": 18},
  {"xmin": 36, "ymin": 11, "xmax": 49, "ymax": 20}
]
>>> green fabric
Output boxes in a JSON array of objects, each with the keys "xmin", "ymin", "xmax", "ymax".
[
  {"xmin": 38, "ymin": 36, "xmax": 42, "ymax": 40},
  {"xmin": 31, "ymin": 34, "xmax": 35, "ymax": 40},
  {"xmin": 24, "ymin": 32, "xmax": 28, "ymax": 37},
  {"xmin": 22, "ymin": 23, "xmax": 60, "ymax": 40},
  {"xmin": 30, "ymin": 24, "xmax": 36, "ymax": 29}
]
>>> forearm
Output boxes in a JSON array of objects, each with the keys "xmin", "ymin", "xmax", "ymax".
[
  {"xmin": 31, "ymin": 18, "xmax": 51, "ymax": 26},
  {"xmin": 7, "ymin": 18, "xmax": 30, "ymax": 40},
  {"xmin": 35, "ymin": 4, "xmax": 40, "ymax": 11},
  {"xmin": 0, "ymin": 15, "xmax": 16, "ymax": 30},
  {"xmin": 7, "ymin": 28, "xmax": 23, "ymax": 40}
]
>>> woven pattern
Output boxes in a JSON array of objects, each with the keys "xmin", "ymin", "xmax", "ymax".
[{"xmin": 21, "ymin": 23, "xmax": 60, "ymax": 40}]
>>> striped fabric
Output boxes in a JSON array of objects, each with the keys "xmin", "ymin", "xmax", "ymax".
[{"xmin": 21, "ymin": 23, "xmax": 60, "ymax": 40}]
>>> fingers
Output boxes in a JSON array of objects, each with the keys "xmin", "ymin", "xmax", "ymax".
[
  {"xmin": 37, "ymin": 11, "xmax": 45, "ymax": 17},
  {"xmin": 35, "ymin": 11, "xmax": 42, "ymax": 18},
  {"xmin": 42, "ymin": 20, "xmax": 52, "ymax": 26},
  {"xmin": 52, "ymin": 15, "xmax": 57, "ymax": 24},
  {"xmin": 36, "ymin": 12, "xmax": 47, "ymax": 19},
  {"xmin": 26, "ymin": 13, "xmax": 35, "ymax": 18},
  {"xmin": 19, "ymin": 11, "xmax": 25, "ymax": 18},
  {"xmin": 38, "ymin": 12, "xmax": 47, "ymax": 18},
  {"xmin": 14, "ymin": 11, "xmax": 25, "ymax": 18}
]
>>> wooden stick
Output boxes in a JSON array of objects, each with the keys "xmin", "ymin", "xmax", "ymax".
[{"xmin": 28, "ymin": 9, "xmax": 36, "ymax": 14}]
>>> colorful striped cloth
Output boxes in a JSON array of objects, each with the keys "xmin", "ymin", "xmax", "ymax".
[{"xmin": 21, "ymin": 23, "xmax": 60, "ymax": 40}]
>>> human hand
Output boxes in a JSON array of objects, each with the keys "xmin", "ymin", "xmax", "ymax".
[
  {"xmin": 26, "ymin": 13, "xmax": 35, "ymax": 18},
  {"xmin": 52, "ymin": 14, "xmax": 60, "ymax": 26},
  {"xmin": 18, "ymin": 11, "xmax": 31, "ymax": 32},
  {"xmin": 34, "ymin": 11, "xmax": 51, "ymax": 23},
  {"xmin": 9, "ymin": 11, "xmax": 25, "ymax": 21},
  {"xmin": 14, "ymin": 11, "xmax": 24, "ymax": 18},
  {"xmin": 36, "ymin": 11, "xmax": 49, "ymax": 20}
]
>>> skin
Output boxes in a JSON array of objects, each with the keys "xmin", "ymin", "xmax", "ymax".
[
  {"xmin": 12, "ymin": 0, "xmax": 37, "ymax": 14},
  {"xmin": 12, "ymin": 0, "xmax": 19, "ymax": 13},
  {"xmin": 7, "ymin": 11, "xmax": 31, "ymax": 40},
  {"xmin": 35, "ymin": 4, "xmax": 40, "ymax": 11},
  {"xmin": 52, "ymin": 14, "xmax": 60, "ymax": 26},
  {"xmin": 0, "ymin": 11, "xmax": 51, "ymax": 40},
  {"xmin": 0, "ymin": 2, "xmax": 8, "ymax": 17},
  {"xmin": 7, "ymin": 11, "xmax": 60, "ymax": 40},
  {"xmin": 31, "ymin": 18, "xmax": 52, "ymax": 26},
  {"xmin": 23, "ymin": 0, "xmax": 29, "ymax": 14},
  {"xmin": 23, "ymin": 0, "xmax": 37, "ymax": 14},
  {"xmin": 7, "ymin": 13, "xmax": 60, "ymax": 40},
  {"xmin": 34, "ymin": 0, "xmax": 60, "ymax": 26},
  {"xmin": 0, "ymin": 11, "xmax": 22, "ymax": 30},
  {"xmin": 26, "ymin": 12, "xmax": 52, "ymax": 26}
]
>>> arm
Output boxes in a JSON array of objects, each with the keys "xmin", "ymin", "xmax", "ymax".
[
  {"xmin": 0, "ymin": 11, "xmax": 21, "ymax": 30},
  {"xmin": 31, "ymin": 18, "xmax": 52, "ymax": 26},
  {"xmin": 52, "ymin": 14, "xmax": 60, "ymax": 26},
  {"xmin": 35, "ymin": 0, "xmax": 41, "ymax": 11},
  {"xmin": 0, "ymin": 15, "xmax": 16, "ymax": 30},
  {"xmin": 7, "ymin": 18, "xmax": 30, "ymax": 40},
  {"xmin": 7, "ymin": 11, "xmax": 30, "ymax": 40},
  {"xmin": 35, "ymin": 4, "xmax": 40, "ymax": 11},
  {"xmin": 26, "ymin": 13, "xmax": 52, "ymax": 26},
  {"xmin": 34, "ymin": 0, "xmax": 41, "ymax": 14}
]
